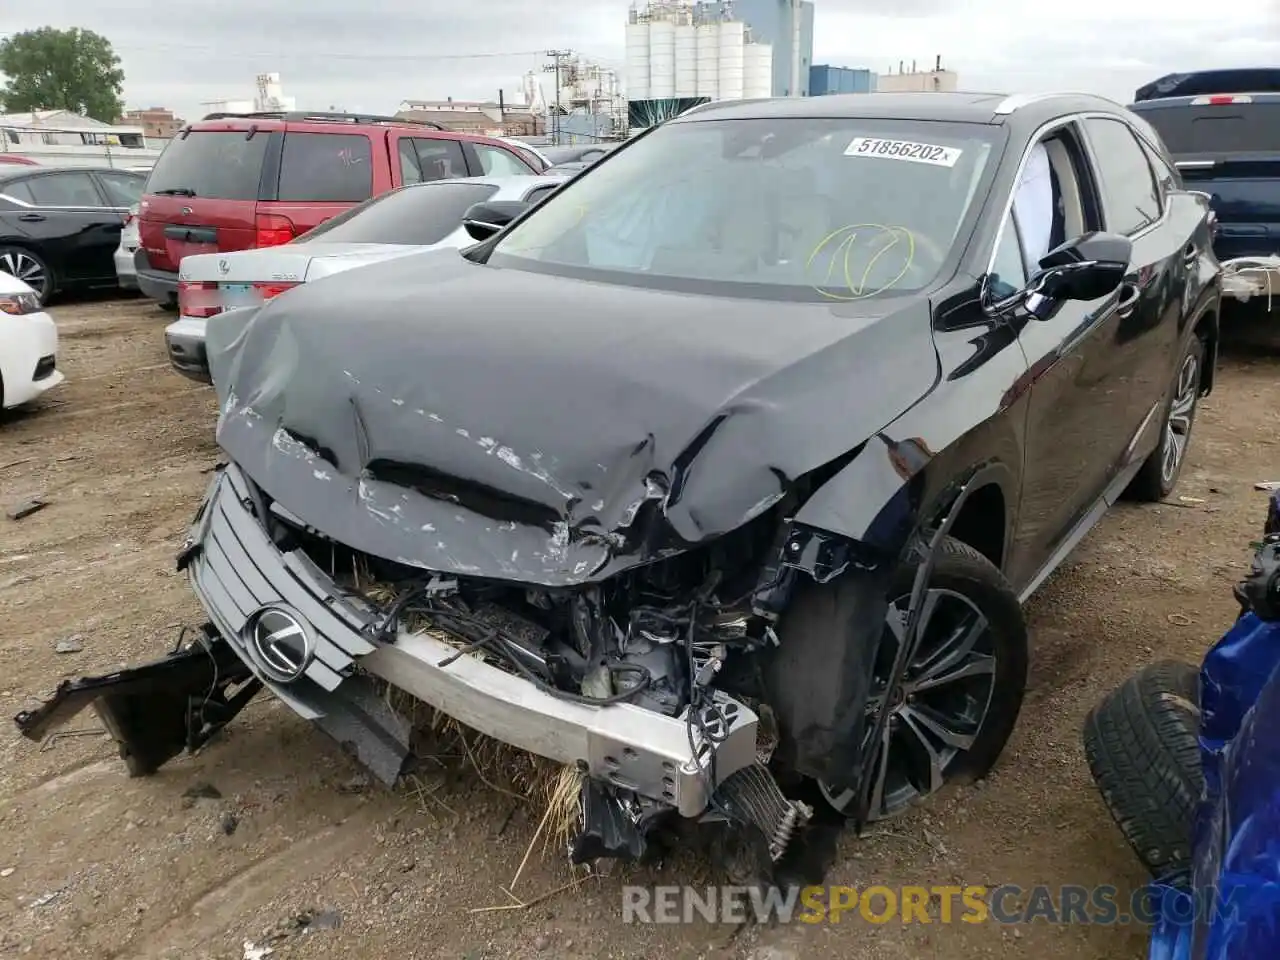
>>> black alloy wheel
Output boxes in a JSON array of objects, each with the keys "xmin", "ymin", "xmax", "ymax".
[
  {"xmin": 0, "ymin": 246, "xmax": 51, "ymax": 304},
  {"xmin": 816, "ymin": 538, "xmax": 1028, "ymax": 820},
  {"xmin": 1127, "ymin": 335, "xmax": 1205, "ymax": 502}
]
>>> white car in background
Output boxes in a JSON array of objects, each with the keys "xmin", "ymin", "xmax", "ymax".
[
  {"xmin": 165, "ymin": 174, "xmax": 566, "ymax": 383},
  {"xmin": 0, "ymin": 271, "xmax": 63, "ymax": 410},
  {"xmin": 497, "ymin": 137, "xmax": 554, "ymax": 170},
  {"xmin": 114, "ymin": 203, "xmax": 140, "ymax": 291}
]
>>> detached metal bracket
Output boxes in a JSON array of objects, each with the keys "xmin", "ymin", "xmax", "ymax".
[{"xmin": 851, "ymin": 477, "xmax": 971, "ymax": 830}]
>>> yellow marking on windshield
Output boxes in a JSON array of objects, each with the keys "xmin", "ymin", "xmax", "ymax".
[{"xmin": 806, "ymin": 223, "xmax": 917, "ymax": 301}]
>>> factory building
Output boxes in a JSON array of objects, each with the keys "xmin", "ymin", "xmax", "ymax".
[
  {"xmin": 625, "ymin": 1, "xmax": 774, "ymax": 129},
  {"xmin": 809, "ymin": 65, "xmax": 876, "ymax": 96},
  {"xmin": 695, "ymin": 0, "xmax": 813, "ymax": 97},
  {"xmin": 876, "ymin": 58, "xmax": 959, "ymax": 92}
]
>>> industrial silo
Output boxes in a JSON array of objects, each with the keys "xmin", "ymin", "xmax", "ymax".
[
  {"xmin": 717, "ymin": 20, "xmax": 745, "ymax": 101},
  {"xmin": 648, "ymin": 18, "xmax": 676, "ymax": 100},
  {"xmin": 695, "ymin": 22, "xmax": 719, "ymax": 99},
  {"xmin": 674, "ymin": 23, "xmax": 697, "ymax": 98},
  {"xmin": 625, "ymin": 20, "xmax": 651, "ymax": 100},
  {"xmin": 743, "ymin": 42, "xmax": 773, "ymax": 99}
]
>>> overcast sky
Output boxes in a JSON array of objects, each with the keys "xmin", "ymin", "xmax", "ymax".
[{"xmin": 2, "ymin": 0, "xmax": 1279, "ymax": 119}]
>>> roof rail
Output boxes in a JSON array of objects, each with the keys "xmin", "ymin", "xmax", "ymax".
[
  {"xmin": 198, "ymin": 110, "xmax": 448, "ymax": 130},
  {"xmin": 992, "ymin": 93, "xmax": 1062, "ymax": 115}
]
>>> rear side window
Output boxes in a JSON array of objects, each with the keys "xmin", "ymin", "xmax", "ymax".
[
  {"xmin": 1082, "ymin": 118, "xmax": 1161, "ymax": 235},
  {"xmin": 278, "ymin": 132, "xmax": 373, "ymax": 203},
  {"xmin": 399, "ymin": 137, "xmax": 466, "ymax": 183},
  {"xmin": 28, "ymin": 172, "xmax": 104, "ymax": 207},
  {"xmin": 474, "ymin": 143, "xmax": 536, "ymax": 176},
  {"xmin": 299, "ymin": 181, "xmax": 500, "ymax": 245},
  {"xmin": 146, "ymin": 130, "xmax": 269, "ymax": 201},
  {"xmin": 1132, "ymin": 102, "xmax": 1280, "ymax": 155},
  {"xmin": 96, "ymin": 171, "xmax": 145, "ymax": 207}
]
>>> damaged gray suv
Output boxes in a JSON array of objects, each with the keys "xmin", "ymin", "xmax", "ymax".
[{"xmin": 18, "ymin": 91, "xmax": 1222, "ymax": 882}]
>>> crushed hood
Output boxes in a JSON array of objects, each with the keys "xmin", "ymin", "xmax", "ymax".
[{"xmin": 207, "ymin": 248, "xmax": 940, "ymax": 585}]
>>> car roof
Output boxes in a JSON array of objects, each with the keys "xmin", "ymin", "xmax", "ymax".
[
  {"xmin": 0, "ymin": 165, "xmax": 143, "ymax": 184},
  {"xmin": 676, "ymin": 91, "xmax": 1129, "ymax": 127},
  {"xmin": 184, "ymin": 112, "xmax": 498, "ymax": 143}
]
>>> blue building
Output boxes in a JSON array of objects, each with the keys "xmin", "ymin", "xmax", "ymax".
[
  {"xmin": 696, "ymin": 0, "xmax": 815, "ymax": 97},
  {"xmin": 809, "ymin": 65, "xmax": 876, "ymax": 96}
]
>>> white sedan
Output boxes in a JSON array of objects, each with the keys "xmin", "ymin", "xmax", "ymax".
[
  {"xmin": 165, "ymin": 175, "xmax": 566, "ymax": 383},
  {"xmin": 0, "ymin": 272, "xmax": 62, "ymax": 409}
]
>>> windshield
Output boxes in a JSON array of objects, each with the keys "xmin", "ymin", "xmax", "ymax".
[
  {"xmin": 489, "ymin": 117, "xmax": 1001, "ymax": 301},
  {"xmin": 297, "ymin": 181, "xmax": 500, "ymax": 245}
]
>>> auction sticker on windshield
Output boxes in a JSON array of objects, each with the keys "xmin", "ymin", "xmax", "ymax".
[{"xmin": 844, "ymin": 137, "xmax": 962, "ymax": 167}]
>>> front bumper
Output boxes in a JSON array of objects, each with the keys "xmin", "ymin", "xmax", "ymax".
[
  {"xmin": 134, "ymin": 248, "xmax": 178, "ymax": 304},
  {"xmin": 164, "ymin": 316, "xmax": 210, "ymax": 383},
  {"xmin": 0, "ymin": 311, "xmax": 64, "ymax": 408},
  {"xmin": 181, "ymin": 464, "xmax": 759, "ymax": 814}
]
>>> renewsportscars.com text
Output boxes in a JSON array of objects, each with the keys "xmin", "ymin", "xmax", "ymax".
[{"xmin": 622, "ymin": 883, "xmax": 1244, "ymax": 926}]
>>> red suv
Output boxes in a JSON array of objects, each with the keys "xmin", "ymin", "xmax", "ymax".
[{"xmin": 134, "ymin": 111, "xmax": 546, "ymax": 308}]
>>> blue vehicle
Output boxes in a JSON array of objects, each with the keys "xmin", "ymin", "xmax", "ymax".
[
  {"xmin": 1130, "ymin": 70, "xmax": 1280, "ymax": 306},
  {"xmin": 1084, "ymin": 489, "xmax": 1280, "ymax": 959}
]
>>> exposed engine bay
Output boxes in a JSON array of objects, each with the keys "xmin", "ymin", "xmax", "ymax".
[{"xmin": 280, "ymin": 486, "xmax": 822, "ymax": 870}]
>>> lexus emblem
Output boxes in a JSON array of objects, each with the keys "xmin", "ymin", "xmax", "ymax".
[
  {"xmin": 218, "ymin": 259, "xmax": 229, "ymax": 276},
  {"xmin": 180, "ymin": 206, "xmax": 192, "ymax": 216},
  {"xmin": 246, "ymin": 605, "xmax": 313, "ymax": 683}
]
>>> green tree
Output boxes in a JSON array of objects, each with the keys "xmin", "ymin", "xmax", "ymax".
[{"xmin": 0, "ymin": 27, "xmax": 125, "ymax": 123}]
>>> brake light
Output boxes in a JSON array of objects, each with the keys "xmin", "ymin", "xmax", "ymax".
[
  {"xmin": 254, "ymin": 214, "xmax": 295, "ymax": 248},
  {"xmin": 253, "ymin": 281, "xmax": 298, "ymax": 300},
  {"xmin": 179, "ymin": 280, "xmax": 221, "ymax": 319},
  {"xmin": 179, "ymin": 279, "xmax": 299, "ymax": 318},
  {"xmin": 1190, "ymin": 94, "xmax": 1253, "ymax": 105}
]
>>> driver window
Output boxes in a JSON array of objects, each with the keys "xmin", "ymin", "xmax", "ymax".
[
  {"xmin": 1013, "ymin": 140, "xmax": 1054, "ymax": 275},
  {"xmin": 1010, "ymin": 132, "xmax": 1087, "ymax": 276}
]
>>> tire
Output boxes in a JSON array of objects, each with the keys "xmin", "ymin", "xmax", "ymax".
[
  {"xmin": 1126, "ymin": 336, "xmax": 1205, "ymax": 502},
  {"xmin": 782, "ymin": 536, "xmax": 1029, "ymax": 821},
  {"xmin": 1082, "ymin": 660, "xmax": 1202, "ymax": 882},
  {"xmin": 0, "ymin": 245, "xmax": 53, "ymax": 305}
]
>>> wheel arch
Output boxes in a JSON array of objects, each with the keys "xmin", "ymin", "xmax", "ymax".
[{"xmin": 1192, "ymin": 305, "xmax": 1218, "ymax": 396}]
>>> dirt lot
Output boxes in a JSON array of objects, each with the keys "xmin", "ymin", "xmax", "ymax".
[{"xmin": 0, "ymin": 296, "xmax": 1276, "ymax": 960}]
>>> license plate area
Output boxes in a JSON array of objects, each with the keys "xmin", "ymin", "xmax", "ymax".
[{"xmin": 218, "ymin": 283, "xmax": 265, "ymax": 308}]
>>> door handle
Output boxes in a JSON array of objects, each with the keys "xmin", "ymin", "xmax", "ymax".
[
  {"xmin": 17, "ymin": 212, "xmax": 45, "ymax": 222},
  {"xmin": 1115, "ymin": 283, "xmax": 1140, "ymax": 319}
]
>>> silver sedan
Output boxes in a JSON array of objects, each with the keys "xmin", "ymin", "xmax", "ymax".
[{"xmin": 165, "ymin": 175, "xmax": 566, "ymax": 383}]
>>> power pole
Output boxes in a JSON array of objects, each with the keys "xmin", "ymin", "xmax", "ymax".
[{"xmin": 544, "ymin": 49, "xmax": 572, "ymax": 145}]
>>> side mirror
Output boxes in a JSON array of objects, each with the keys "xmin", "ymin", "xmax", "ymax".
[
  {"xmin": 462, "ymin": 200, "xmax": 530, "ymax": 241},
  {"xmin": 1030, "ymin": 231, "xmax": 1132, "ymax": 303}
]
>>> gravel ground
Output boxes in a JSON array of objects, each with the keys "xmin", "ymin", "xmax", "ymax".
[{"xmin": 1, "ymin": 296, "xmax": 1276, "ymax": 960}]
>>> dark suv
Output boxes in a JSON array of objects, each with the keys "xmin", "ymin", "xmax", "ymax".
[
  {"xmin": 134, "ymin": 111, "xmax": 544, "ymax": 308},
  {"xmin": 1130, "ymin": 69, "xmax": 1280, "ymax": 301}
]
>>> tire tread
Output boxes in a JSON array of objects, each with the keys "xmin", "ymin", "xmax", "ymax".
[{"xmin": 1082, "ymin": 659, "xmax": 1202, "ymax": 880}]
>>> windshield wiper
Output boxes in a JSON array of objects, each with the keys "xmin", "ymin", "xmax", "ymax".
[{"xmin": 153, "ymin": 188, "xmax": 197, "ymax": 197}]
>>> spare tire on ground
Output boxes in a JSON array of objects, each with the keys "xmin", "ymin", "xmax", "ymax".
[{"xmin": 1082, "ymin": 659, "xmax": 1203, "ymax": 883}]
